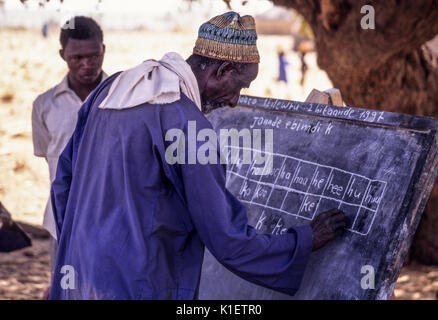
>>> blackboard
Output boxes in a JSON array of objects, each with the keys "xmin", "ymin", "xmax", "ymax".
[{"xmin": 199, "ymin": 95, "xmax": 438, "ymax": 300}]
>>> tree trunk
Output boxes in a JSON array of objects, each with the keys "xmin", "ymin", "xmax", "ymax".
[{"xmin": 273, "ymin": 0, "xmax": 438, "ymax": 264}]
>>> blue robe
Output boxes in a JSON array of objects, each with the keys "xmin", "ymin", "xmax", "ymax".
[{"xmin": 49, "ymin": 73, "xmax": 313, "ymax": 299}]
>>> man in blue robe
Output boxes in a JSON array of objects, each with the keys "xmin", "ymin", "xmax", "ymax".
[{"xmin": 49, "ymin": 12, "xmax": 346, "ymax": 300}]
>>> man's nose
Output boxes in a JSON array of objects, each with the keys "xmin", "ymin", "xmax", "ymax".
[{"xmin": 80, "ymin": 57, "xmax": 94, "ymax": 68}]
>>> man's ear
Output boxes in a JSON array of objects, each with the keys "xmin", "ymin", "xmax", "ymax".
[
  {"xmin": 102, "ymin": 43, "xmax": 106, "ymax": 54},
  {"xmin": 59, "ymin": 49, "xmax": 65, "ymax": 61},
  {"xmin": 216, "ymin": 61, "xmax": 235, "ymax": 79}
]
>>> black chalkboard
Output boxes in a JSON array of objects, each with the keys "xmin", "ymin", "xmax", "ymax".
[{"xmin": 199, "ymin": 95, "xmax": 438, "ymax": 300}]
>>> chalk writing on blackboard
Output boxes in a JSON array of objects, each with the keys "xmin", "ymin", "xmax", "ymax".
[
  {"xmin": 238, "ymin": 95, "xmax": 386, "ymax": 124},
  {"xmin": 225, "ymin": 146, "xmax": 387, "ymax": 236}
]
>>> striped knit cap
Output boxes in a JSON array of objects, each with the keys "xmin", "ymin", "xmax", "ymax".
[{"xmin": 193, "ymin": 11, "xmax": 260, "ymax": 63}]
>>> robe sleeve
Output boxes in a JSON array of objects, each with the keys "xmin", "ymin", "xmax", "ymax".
[
  {"xmin": 49, "ymin": 72, "xmax": 121, "ymax": 243},
  {"xmin": 179, "ymin": 119, "xmax": 314, "ymax": 296},
  {"xmin": 50, "ymin": 136, "xmax": 73, "ymax": 240}
]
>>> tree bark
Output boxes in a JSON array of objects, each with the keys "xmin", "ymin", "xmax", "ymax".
[{"xmin": 273, "ymin": 0, "xmax": 438, "ymax": 264}]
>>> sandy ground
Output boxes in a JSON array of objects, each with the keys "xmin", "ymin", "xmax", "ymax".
[
  {"xmin": 0, "ymin": 225, "xmax": 51, "ymax": 300},
  {"xmin": 0, "ymin": 28, "xmax": 437, "ymax": 300}
]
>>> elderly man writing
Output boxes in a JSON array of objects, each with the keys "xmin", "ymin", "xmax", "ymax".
[{"xmin": 49, "ymin": 12, "xmax": 346, "ymax": 300}]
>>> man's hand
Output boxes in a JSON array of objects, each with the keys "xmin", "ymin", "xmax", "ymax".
[{"xmin": 310, "ymin": 209, "xmax": 346, "ymax": 251}]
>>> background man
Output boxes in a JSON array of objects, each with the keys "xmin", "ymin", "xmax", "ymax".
[
  {"xmin": 49, "ymin": 12, "xmax": 345, "ymax": 299},
  {"xmin": 31, "ymin": 16, "xmax": 107, "ymax": 284}
]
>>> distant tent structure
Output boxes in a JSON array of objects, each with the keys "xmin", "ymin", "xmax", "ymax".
[
  {"xmin": 255, "ymin": 6, "xmax": 315, "ymax": 54},
  {"xmin": 254, "ymin": 6, "xmax": 299, "ymax": 35}
]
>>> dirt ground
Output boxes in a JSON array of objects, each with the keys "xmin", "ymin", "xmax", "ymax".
[
  {"xmin": 0, "ymin": 224, "xmax": 51, "ymax": 300},
  {"xmin": 1, "ymin": 228, "xmax": 437, "ymax": 300},
  {"xmin": 0, "ymin": 28, "xmax": 437, "ymax": 300}
]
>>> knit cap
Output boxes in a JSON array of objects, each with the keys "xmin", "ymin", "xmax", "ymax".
[{"xmin": 193, "ymin": 11, "xmax": 260, "ymax": 63}]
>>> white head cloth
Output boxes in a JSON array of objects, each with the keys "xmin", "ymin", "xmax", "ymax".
[{"xmin": 98, "ymin": 52, "xmax": 201, "ymax": 111}]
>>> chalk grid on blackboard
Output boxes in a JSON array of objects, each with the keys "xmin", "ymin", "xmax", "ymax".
[{"xmin": 224, "ymin": 147, "xmax": 387, "ymax": 236}]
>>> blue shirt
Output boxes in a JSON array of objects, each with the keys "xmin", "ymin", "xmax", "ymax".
[{"xmin": 49, "ymin": 73, "xmax": 313, "ymax": 299}]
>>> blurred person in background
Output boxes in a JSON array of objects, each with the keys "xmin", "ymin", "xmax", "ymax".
[
  {"xmin": 276, "ymin": 47, "xmax": 289, "ymax": 98},
  {"xmin": 277, "ymin": 48, "xmax": 288, "ymax": 84},
  {"xmin": 292, "ymin": 19, "xmax": 314, "ymax": 88},
  {"xmin": 31, "ymin": 16, "xmax": 107, "ymax": 298}
]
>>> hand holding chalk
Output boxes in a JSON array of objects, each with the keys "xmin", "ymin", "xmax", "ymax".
[{"xmin": 310, "ymin": 209, "xmax": 346, "ymax": 251}]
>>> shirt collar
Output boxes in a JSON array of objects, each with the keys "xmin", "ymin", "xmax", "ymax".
[{"xmin": 53, "ymin": 71, "xmax": 108, "ymax": 98}]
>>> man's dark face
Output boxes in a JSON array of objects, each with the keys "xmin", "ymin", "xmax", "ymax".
[
  {"xmin": 201, "ymin": 62, "xmax": 258, "ymax": 114},
  {"xmin": 60, "ymin": 38, "xmax": 105, "ymax": 85}
]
